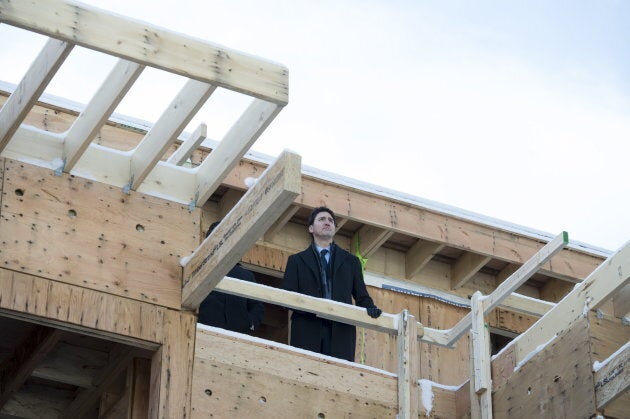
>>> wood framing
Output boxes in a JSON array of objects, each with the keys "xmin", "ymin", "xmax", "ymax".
[{"xmin": 181, "ymin": 150, "xmax": 301, "ymax": 308}]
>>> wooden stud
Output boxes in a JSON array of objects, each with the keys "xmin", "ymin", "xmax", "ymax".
[
  {"xmin": 181, "ymin": 150, "xmax": 301, "ymax": 308},
  {"xmin": 264, "ymin": 205, "xmax": 299, "ymax": 242}
]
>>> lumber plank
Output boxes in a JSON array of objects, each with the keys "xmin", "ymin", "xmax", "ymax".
[
  {"xmin": 129, "ymin": 80, "xmax": 216, "ymax": 190},
  {"xmin": 352, "ymin": 225, "xmax": 394, "ymax": 258},
  {"xmin": 181, "ymin": 150, "xmax": 301, "ymax": 308},
  {"xmin": 594, "ymin": 342, "xmax": 629, "ymax": 410},
  {"xmin": 0, "ymin": 38, "xmax": 73, "ymax": 151},
  {"xmin": 0, "ymin": 0, "xmax": 289, "ymax": 104},
  {"xmin": 516, "ymin": 241, "xmax": 630, "ymax": 363},
  {"xmin": 194, "ymin": 99, "xmax": 283, "ymax": 206},
  {"xmin": 64, "ymin": 59, "xmax": 144, "ymax": 171},
  {"xmin": 216, "ymin": 276, "xmax": 400, "ymax": 334},
  {"xmin": 469, "ymin": 292, "xmax": 492, "ymax": 418}
]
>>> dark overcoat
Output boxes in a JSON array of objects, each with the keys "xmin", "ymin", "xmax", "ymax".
[
  {"xmin": 282, "ymin": 243, "xmax": 376, "ymax": 362},
  {"xmin": 198, "ymin": 264, "xmax": 264, "ymax": 334}
]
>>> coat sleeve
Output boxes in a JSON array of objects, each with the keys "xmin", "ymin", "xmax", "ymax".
[
  {"xmin": 282, "ymin": 254, "xmax": 299, "ymax": 292},
  {"xmin": 350, "ymin": 255, "xmax": 377, "ymax": 309}
]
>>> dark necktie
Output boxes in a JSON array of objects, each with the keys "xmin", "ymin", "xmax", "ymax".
[{"xmin": 320, "ymin": 249, "xmax": 331, "ymax": 299}]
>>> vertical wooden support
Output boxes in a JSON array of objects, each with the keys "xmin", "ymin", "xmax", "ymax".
[
  {"xmin": 470, "ymin": 291, "xmax": 492, "ymax": 418},
  {"xmin": 397, "ymin": 309, "xmax": 419, "ymax": 419},
  {"xmin": 149, "ymin": 310, "xmax": 196, "ymax": 418}
]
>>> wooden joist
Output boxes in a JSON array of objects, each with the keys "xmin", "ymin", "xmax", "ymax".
[
  {"xmin": 63, "ymin": 59, "xmax": 144, "ymax": 172},
  {"xmin": 167, "ymin": 123, "xmax": 207, "ymax": 166},
  {"xmin": 594, "ymin": 342, "xmax": 629, "ymax": 410},
  {"xmin": 181, "ymin": 150, "xmax": 301, "ymax": 308},
  {"xmin": 0, "ymin": 38, "xmax": 73, "ymax": 151}
]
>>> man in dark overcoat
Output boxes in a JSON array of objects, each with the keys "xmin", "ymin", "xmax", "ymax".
[
  {"xmin": 282, "ymin": 206, "xmax": 382, "ymax": 362},
  {"xmin": 198, "ymin": 221, "xmax": 264, "ymax": 334}
]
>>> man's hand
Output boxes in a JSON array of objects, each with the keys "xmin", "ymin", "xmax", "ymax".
[{"xmin": 366, "ymin": 306, "xmax": 382, "ymax": 318}]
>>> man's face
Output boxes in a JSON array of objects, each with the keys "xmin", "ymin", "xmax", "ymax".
[{"xmin": 309, "ymin": 211, "xmax": 335, "ymax": 239}]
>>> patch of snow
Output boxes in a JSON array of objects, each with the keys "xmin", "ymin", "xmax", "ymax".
[{"xmin": 418, "ymin": 379, "xmax": 434, "ymax": 417}]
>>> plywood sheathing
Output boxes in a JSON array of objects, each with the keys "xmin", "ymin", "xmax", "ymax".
[
  {"xmin": 0, "ymin": 159, "xmax": 199, "ymax": 309},
  {"xmin": 492, "ymin": 317, "xmax": 596, "ymax": 418}
]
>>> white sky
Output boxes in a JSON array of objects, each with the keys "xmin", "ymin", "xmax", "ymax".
[{"xmin": 1, "ymin": 0, "xmax": 628, "ymax": 252}]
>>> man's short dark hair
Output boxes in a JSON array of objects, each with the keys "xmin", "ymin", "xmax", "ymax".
[{"xmin": 308, "ymin": 206, "xmax": 336, "ymax": 227}]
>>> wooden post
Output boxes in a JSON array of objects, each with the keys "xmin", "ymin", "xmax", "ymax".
[
  {"xmin": 397, "ymin": 309, "xmax": 419, "ymax": 419},
  {"xmin": 149, "ymin": 310, "xmax": 196, "ymax": 418},
  {"xmin": 470, "ymin": 291, "xmax": 492, "ymax": 418}
]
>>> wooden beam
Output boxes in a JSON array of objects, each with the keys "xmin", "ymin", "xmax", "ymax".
[
  {"xmin": 194, "ymin": 99, "xmax": 283, "ymax": 207},
  {"xmin": 595, "ymin": 342, "xmax": 629, "ymax": 410},
  {"xmin": 0, "ymin": 268, "xmax": 164, "ymax": 348},
  {"xmin": 0, "ymin": 0, "xmax": 289, "ymax": 104},
  {"xmin": 64, "ymin": 59, "xmax": 144, "ymax": 171},
  {"xmin": 0, "ymin": 38, "xmax": 73, "ymax": 151},
  {"xmin": 495, "ymin": 263, "xmax": 519, "ymax": 285},
  {"xmin": 129, "ymin": 80, "xmax": 216, "ymax": 190},
  {"xmin": 31, "ymin": 342, "xmax": 108, "ymax": 388},
  {"xmin": 451, "ymin": 252, "xmax": 491, "ymax": 290},
  {"xmin": 351, "ymin": 225, "xmax": 394, "ymax": 258},
  {"xmin": 216, "ymin": 276, "xmax": 400, "ymax": 334},
  {"xmin": 0, "ymin": 326, "xmax": 63, "ymax": 407},
  {"xmin": 396, "ymin": 310, "xmax": 419, "ymax": 419},
  {"xmin": 181, "ymin": 150, "xmax": 301, "ymax": 308},
  {"xmin": 445, "ymin": 232, "xmax": 568, "ymax": 345},
  {"xmin": 218, "ymin": 188, "xmax": 243, "ymax": 219},
  {"xmin": 264, "ymin": 205, "xmax": 299, "ymax": 242},
  {"xmin": 469, "ymin": 292, "xmax": 492, "ymax": 419},
  {"xmin": 516, "ymin": 241, "xmax": 630, "ymax": 364},
  {"xmin": 405, "ymin": 240, "xmax": 444, "ymax": 279},
  {"xmin": 166, "ymin": 123, "xmax": 207, "ymax": 166}
]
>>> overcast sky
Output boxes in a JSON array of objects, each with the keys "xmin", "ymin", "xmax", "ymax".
[{"xmin": 1, "ymin": 0, "xmax": 628, "ymax": 252}]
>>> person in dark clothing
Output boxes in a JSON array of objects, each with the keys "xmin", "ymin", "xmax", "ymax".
[
  {"xmin": 197, "ymin": 221, "xmax": 264, "ymax": 334},
  {"xmin": 282, "ymin": 206, "xmax": 382, "ymax": 362}
]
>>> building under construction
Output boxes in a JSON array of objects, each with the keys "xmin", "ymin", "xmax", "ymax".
[{"xmin": 0, "ymin": 1, "xmax": 628, "ymax": 417}]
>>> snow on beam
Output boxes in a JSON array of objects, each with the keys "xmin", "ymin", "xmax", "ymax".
[{"xmin": 181, "ymin": 150, "xmax": 301, "ymax": 309}]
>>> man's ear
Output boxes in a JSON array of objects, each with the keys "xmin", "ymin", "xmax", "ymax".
[{"xmin": 308, "ymin": 225, "xmax": 314, "ymax": 233}]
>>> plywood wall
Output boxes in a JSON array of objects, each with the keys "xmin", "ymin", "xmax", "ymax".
[{"xmin": 0, "ymin": 159, "xmax": 199, "ymax": 309}]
